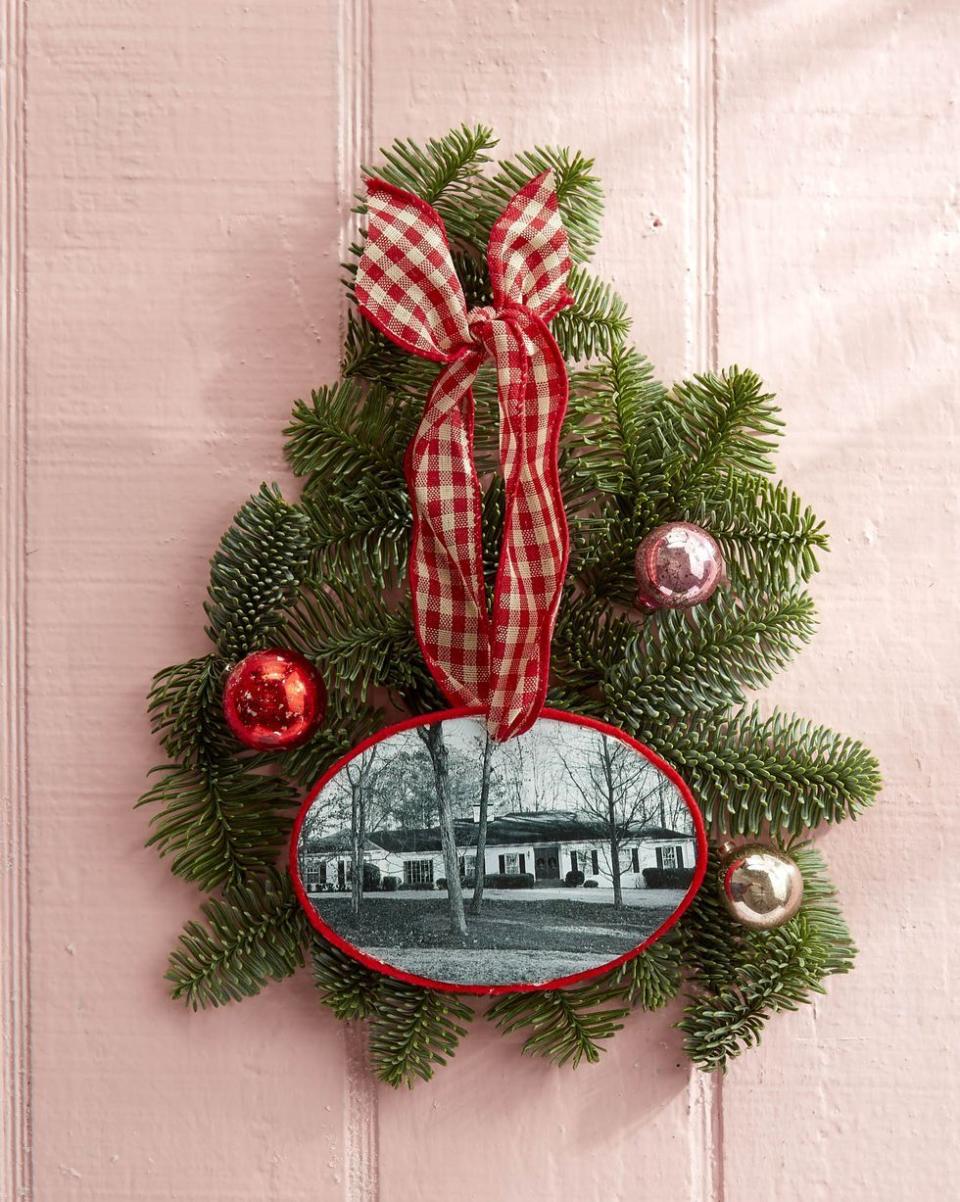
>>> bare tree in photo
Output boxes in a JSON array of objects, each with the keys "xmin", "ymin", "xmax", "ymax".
[
  {"xmin": 471, "ymin": 731, "xmax": 493, "ymax": 916},
  {"xmin": 342, "ymin": 745, "xmax": 379, "ymax": 916},
  {"xmin": 416, "ymin": 723, "xmax": 467, "ymax": 937},
  {"xmin": 556, "ymin": 733, "xmax": 666, "ymax": 910}
]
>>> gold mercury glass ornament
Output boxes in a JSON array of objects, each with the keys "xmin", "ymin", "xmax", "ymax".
[{"xmin": 718, "ymin": 842, "xmax": 804, "ymax": 930}]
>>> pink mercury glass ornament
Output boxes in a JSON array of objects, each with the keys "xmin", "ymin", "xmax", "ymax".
[{"xmin": 634, "ymin": 522, "xmax": 724, "ymax": 610}]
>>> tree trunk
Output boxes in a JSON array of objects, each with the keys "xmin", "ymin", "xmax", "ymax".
[
  {"xmin": 350, "ymin": 778, "xmax": 363, "ymax": 916},
  {"xmin": 420, "ymin": 725, "xmax": 467, "ymax": 937},
  {"xmin": 471, "ymin": 734, "xmax": 493, "ymax": 916},
  {"xmin": 601, "ymin": 735, "xmax": 623, "ymax": 910}
]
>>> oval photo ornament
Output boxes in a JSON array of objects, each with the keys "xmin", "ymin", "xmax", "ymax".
[{"xmin": 292, "ymin": 708, "xmax": 706, "ymax": 994}]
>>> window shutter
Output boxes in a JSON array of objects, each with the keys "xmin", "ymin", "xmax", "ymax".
[
  {"xmin": 591, "ymin": 850, "xmax": 599, "ymax": 875},
  {"xmin": 571, "ymin": 850, "xmax": 578, "ymax": 871},
  {"xmin": 499, "ymin": 854, "xmax": 505, "ymax": 874},
  {"xmin": 656, "ymin": 847, "xmax": 663, "ymax": 869},
  {"xmin": 676, "ymin": 846, "xmax": 684, "ymax": 869},
  {"xmin": 519, "ymin": 854, "xmax": 526, "ymax": 875},
  {"xmin": 631, "ymin": 848, "xmax": 640, "ymax": 873}
]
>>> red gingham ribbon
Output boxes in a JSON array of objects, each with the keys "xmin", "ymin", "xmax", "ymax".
[{"xmin": 355, "ymin": 172, "xmax": 573, "ymax": 741}]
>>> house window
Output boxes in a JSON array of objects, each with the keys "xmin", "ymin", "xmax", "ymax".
[
  {"xmin": 404, "ymin": 859, "xmax": 434, "ymax": 886},
  {"xmin": 463, "ymin": 855, "xmax": 476, "ymax": 876},
  {"xmin": 304, "ymin": 857, "xmax": 327, "ymax": 891},
  {"xmin": 658, "ymin": 846, "xmax": 684, "ymax": 870},
  {"xmin": 590, "ymin": 849, "xmax": 599, "ymax": 876},
  {"xmin": 498, "ymin": 853, "xmax": 526, "ymax": 875}
]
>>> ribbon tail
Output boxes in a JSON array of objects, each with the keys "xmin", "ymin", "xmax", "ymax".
[
  {"xmin": 486, "ymin": 315, "xmax": 570, "ymax": 741},
  {"xmin": 405, "ymin": 353, "xmax": 491, "ymax": 709}
]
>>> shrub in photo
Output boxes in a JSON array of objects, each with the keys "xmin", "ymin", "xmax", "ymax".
[
  {"xmin": 642, "ymin": 867, "xmax": 696, "ymax": 889},
  {"xmin": 564, "ymin": 869, "xmax": 585, "ymax": 887},
  {"xmin": 483, "ymin": 873, "xmax": 536, "ymax": 890}
]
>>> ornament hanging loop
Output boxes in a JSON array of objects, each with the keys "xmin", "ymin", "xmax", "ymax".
[{"xmin": 355, "ymin": 173, "xmax": 574, "ymax": 741}]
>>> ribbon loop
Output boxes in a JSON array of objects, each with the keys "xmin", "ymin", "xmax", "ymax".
[{"xmin": 356, "ymin": 172, "xmax": 573, "ymax": 741}]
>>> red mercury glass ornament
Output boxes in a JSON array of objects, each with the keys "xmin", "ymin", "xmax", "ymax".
[
  {"xmin": 634, "ymin": 521, "xmax": 724, "ymax": 610},
  {"xmin": 222, "ymin": 648, "xmax": 326, "ymax": 750}
]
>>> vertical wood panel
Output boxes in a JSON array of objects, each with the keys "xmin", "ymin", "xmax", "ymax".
[
  {"xmin": 715, "ymin": 2, "xmax": 960, "ymax": 1199},
  {"xmin": 1, "ymin": 0, "xmax": 31, "ymax": 1196},
  {"xmin": 23, "ymin": 3, "xmax": 352, "ymax": 1198}
]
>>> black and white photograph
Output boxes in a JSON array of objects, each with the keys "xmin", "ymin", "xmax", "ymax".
[{"xmin": 296, "ymin": 713, "xmax": 703, "ymax": 988}]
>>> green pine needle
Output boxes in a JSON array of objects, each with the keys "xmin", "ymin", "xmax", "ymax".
[
  {"xmin": 311, "ymin": 938, "xmax": 384, "ymax": 1022},
  {"xmin": 678, "ymin": 843, "xmax": 857, "ymax": 1070},
  {"xmin": 137, "ymin": 762, "xmax": 298, "ymax": 891},
  {"xmin": 664, "ymin": 368, "xmax": 783, "ymax": 498},
  {"xmin": 614, "ymin": 938, "xmax": 684, "ymax": 1010},
  {"xmin": 146, "ymin": 654, "xmax": 231, "ymax": 766},
  {"xmin": 285, "ymin": 582, "xmax": 427, "ymax": 699},
  {"xmin": 166, "ymin": 872, "xmax": 308, "ymax": 1009},
  {"xmin": 369, "ymin": 982, "xmax": 474, "ymax": 1088},
  {"xmin": 644, "ymin": 704, "xmax": 882, "ymax": 836},
  {"xmin": 204, "ymin": 484, "xmax": 313, "ymax": 662},
  {"xmin": 488, "ymin": 980, "xmax": 630, "ymax": 1068},
  {"xmin": 551, "ymin": 266, "xmax": 630, "ymax": 362},
  {"xmin": 603, "ymin": 589, "xmax": 819, "ymax": 724},
  {"xmin": 360, "ymin": 124, "xmax": 497, "ymax": 250}
]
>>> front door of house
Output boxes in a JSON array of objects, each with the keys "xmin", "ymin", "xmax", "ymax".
[{"xmin": 534, "ymin": 844, "xmax": 561, "ymax": 880}]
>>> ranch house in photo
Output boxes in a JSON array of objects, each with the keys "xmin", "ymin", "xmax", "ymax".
[{"xmin": 301, "ymin": 808, "xmax": 696, "ymax": 893}]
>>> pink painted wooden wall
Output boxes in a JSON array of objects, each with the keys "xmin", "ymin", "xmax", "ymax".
[{"xmin": 3, "ymin": 1, "xmax": 959, "ymax": 1199}]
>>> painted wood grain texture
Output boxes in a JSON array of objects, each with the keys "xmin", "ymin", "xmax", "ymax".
[{"xmin": 1, "ymin": 1, "xmax": 957, "ymax": 1200}]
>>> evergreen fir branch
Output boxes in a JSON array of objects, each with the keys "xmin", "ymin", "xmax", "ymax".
[
  {"xmin": 684, "ymin": 472, "xmax": 829, "ymax": 591},
  {"xmin": 361, "ymin": 124, "xmax": 496, "ymax": 249},
  {"xmin": 568, "ymin": 477, "xmax": 826, "ymax": 604},
  {"xmin": 567, "ymin": 507, "xmax": 650, "ymax": 602},
  {"xmin": 341, "ymin": 311, "xmax": 442, "ymax": 395},
  {"xmin": 274, "ymin": 692, "xmax": 383, "ymax": 789},
  {"xmin": 662, "ymin": 368, "xmax": 783, "ymax": 501},
  {"xmin": 369, "ymin": 982, "xmax": 474, "ymax": 1088},
  {"xmin": 614, "ymin": 938, "xmax": 684, "ymax": 1010},
  {"xmin": 487, "ymin": 982, "xmax": 630, "ymax": 1068},
  {"xmin": 137, "ymin": 762, "xmax": 298, "ymax": 891},
  {"xmin": 286, "ymin": 583, "xmax": 427, "ymax": 698},
  {"xmin": 641, "ymin": 704, "xmax": 882, "ymax": 836},
  {"xmin": 603, "ymin": 590, "xmax": 818, "ymax": 725},
  {"xmin": 310, "ymin": 937, "xmax": 384, "ymax": 1021},
  {"xmin": 550, "ymin": 266, "xmax": 630, "ymax": 362},
  {"xmin": 284, "ymin": 381, "xmax": 412, "ymax": 492},
  {"xmin": 368, "ymin": 124, "xmax": 496, "ymax": 204},
  {"xmin": 300, "ymin": 489, "xmax": 410, "ymax": 589},
  {"xmin": 165, "ymin": 872, "xmax": 307, "ymax": 1010},
  {"xmin": 563, "ymin": 347, "xmax": 670, "ymax": 506},
  {"xmin": 551, "ymin": 591, "xmax": 634, "ymax": 706},
  {"xmin": 204, "ymin": 484, "xmax": 313, "ymax": 662},
  {"xmin": 476, "ymin": 146, "xmax": 604, "ymax": 263},
  {"xmin": 146, "ymin": 654, "xmax": 232, "ymax": 766},
  {"xmin": 678, "ymin": 844, "xmax": 856, "ymax": 1070}
]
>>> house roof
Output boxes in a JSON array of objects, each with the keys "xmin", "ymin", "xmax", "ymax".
[{"xmin": 305, "ymin": 809, "xmax": 692, "ymax": 855}]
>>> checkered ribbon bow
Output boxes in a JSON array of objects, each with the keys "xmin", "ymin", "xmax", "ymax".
[{"xmin": 355, "ymin": 172, "xmax": 574, "ymax": 741}]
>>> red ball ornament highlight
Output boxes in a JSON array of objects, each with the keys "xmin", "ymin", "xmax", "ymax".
[
  {"xmin": 634, "ymin": 521, "xmax": 724, "ymax": 610},
  {"xmin": 222, "ymin": 648, "xmax": 325, "ymax": 750}
]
